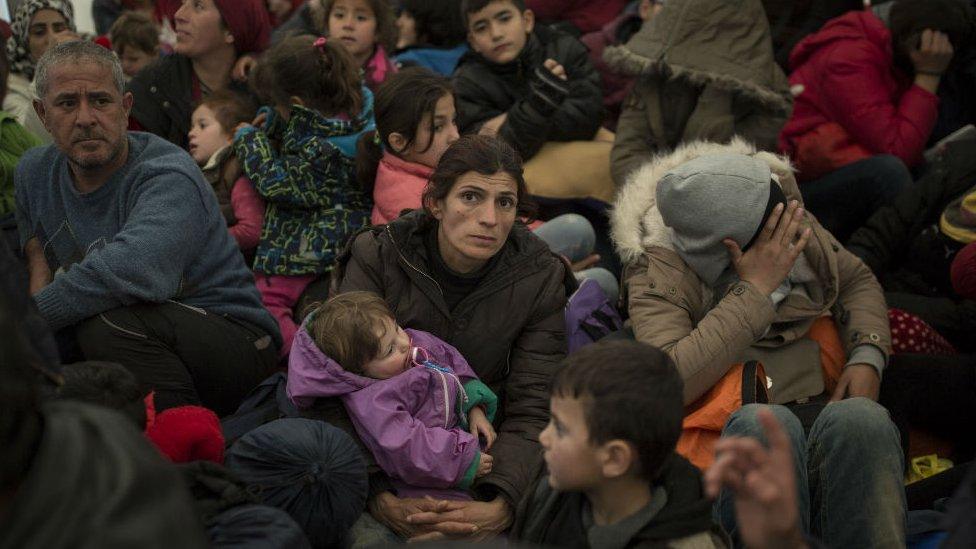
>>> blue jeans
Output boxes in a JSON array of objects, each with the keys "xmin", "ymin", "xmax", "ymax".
[
  {"xmin": 533, "ymin": 213, "xmax": 619, "ymax": 303},
  {"xmin": 715, "ymin": 399, "xmax": 906, "ymax": 548},
  {"xmin": 800, "ymin": 155, "xmax": 912, "ymax": 242}
]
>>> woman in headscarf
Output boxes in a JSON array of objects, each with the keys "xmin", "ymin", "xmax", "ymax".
[
  {"xmin": 127, "ymin": 0, "xmax": 271, "ymax": 149},
  {"xmin": 3, "ymin": 0, "xmax": 78, "ymax": 143}
]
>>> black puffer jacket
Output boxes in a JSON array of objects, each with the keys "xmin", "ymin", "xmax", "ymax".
[
  {"xmin": 453, "ymin": 26, "xmax": 603, "ymax": 160},
  {"xmin": 331, "ymin": 209, "xmax": 568, "ymax": 506},
  {"xmin": 846, "ymin": 138, "xmax": 976, "ymax": 350},
  {"xmin": 846, "ymin": 139, "xmax": 976, "ymax": 284},
  {"xmin": 127, "ymin": 55, "xmax": 250, "ymax": 150}
]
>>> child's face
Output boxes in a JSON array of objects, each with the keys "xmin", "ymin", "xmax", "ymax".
[
  {"xmin": 328, "ymin": 0, "xmax": 379, "ymax": 63},
  {"xmin": 467, "ymin": 1, "xmax": 534, "ymax": 65},
  {"xmin": 188, "ymin": 105, "xmax": 231, "ymax": 164},
  {"xmin": 397, "ymin": 93, "xmax": 459, "ymax": 168},
  {"xmin": 117, "ymin": 45, "xmax": 156, "ymax": 78},
  {"xmin": 362, "ymin": 316, "xmax": 412, "ymax": 380},
  {"xmin": 268, "ymin": 0, "xmax": 296, "ymax": 20},
  {"xmin": 395, "ymin": 9, "xmax": 417, "ymax": 50},
  {"xmin": 539, "ymin": 395, "xmax": 605, "ymax": 492}
]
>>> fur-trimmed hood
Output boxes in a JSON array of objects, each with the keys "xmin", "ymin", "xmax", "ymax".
[
  {"xmin": 604, "ymin": 0, "xmax": 792, "ymax": 112},
  {"xmin": 611, "ymin": 138, "xmax": 800, "ymax": 263}
]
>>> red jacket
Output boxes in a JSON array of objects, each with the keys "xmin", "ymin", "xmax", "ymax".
[
  {"xmin": 779, "ymin": 11, "xmax": 939, "ymax": 179},
  {"xmin": 526, "ymin": 0, "xmax": 627, "ymax": 34}
]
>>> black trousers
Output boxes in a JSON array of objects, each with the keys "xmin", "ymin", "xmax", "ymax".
[
  {"xmin": 76, "ymin": 302, "xmax": 277, "ymax": 416},
  {"xmin": 880, "ymin": 353, "xmax": 976, "ymax": 465}
]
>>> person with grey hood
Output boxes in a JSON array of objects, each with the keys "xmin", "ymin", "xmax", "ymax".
[
  {"xmin": 606, "ymin": 0, "xmax": 793, "ymax": 187},
  {"xmin": 610, "ymin": 139, "xmax": 905, "ymax": 548}
]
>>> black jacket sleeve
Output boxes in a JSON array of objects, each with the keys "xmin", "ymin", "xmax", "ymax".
[
  {"xmin": 846, "ymin": 141, "xmax": 976, "ymax": 274},
  {"xmin": 498, "ymin": 36, "xmax": 603, "ymax": 159}
]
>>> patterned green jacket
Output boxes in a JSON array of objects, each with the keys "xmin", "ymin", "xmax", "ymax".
[
  {"xmin": 235, "ymin": 89, "xmax": 375, "ymax": 276},
  {"xmin": 1, "ymin": 111, "xmax": 42, "ymax": 217}
]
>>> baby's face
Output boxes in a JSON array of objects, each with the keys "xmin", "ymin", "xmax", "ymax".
[{"xmin": 362, "ymin": 317, "xmax": 412, "ymax": 380}]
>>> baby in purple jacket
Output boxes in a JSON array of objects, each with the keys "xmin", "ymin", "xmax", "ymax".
[{"xmin": 287, "ymin": 291, "xmax": 498, "ymax": 498}]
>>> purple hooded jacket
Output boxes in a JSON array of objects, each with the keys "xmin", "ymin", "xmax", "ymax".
[{"xmin": 287, "ymin": 325, "xmax": 497, "ymax": 493}]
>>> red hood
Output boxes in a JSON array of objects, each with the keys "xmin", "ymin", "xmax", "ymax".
[{"xmin": 789, "ymin": 11, "xmax": 891, "ymax": 70}]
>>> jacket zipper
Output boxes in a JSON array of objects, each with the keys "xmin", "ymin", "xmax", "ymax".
[
  {"xmin": 435, "ymin": 369, "xmax": 450, "ymax": 428},
  {"xmin": 386, "ymin": 225, "xmax": 445, "ymax": 297}
]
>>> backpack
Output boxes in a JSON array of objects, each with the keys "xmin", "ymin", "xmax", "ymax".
[
  {"xmin": 564, "ymin": 275, "xmax": 623, "ymax": 354},
  {"xmin": 220, "ymin": 373, "xmax": 300, "ymax": 447}
]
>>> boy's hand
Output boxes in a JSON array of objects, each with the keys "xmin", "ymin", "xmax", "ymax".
[
  {"xmin": 468, "ymin": 407, "xmax": 496, "ymax": 450},
  {"xmin": 528, "ymin": 62, "xmax": 570, "ymax": 114},
  {"xmin": 476, "ymin": 452, "xmax": 493, "ymax": 477},
  {"xmin": 543, "ymin": 58, "xmax": 567, "ymax": 81}
]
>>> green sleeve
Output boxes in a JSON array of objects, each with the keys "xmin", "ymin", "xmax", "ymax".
[
  {"xmin": 456, "ymin": 451, "xmax": 480, "ymax": 490},
  {"xmin": 462, "ymin": 379, "xmax": 498, "ymax": 422}
]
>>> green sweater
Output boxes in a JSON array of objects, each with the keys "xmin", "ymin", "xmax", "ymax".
[{"xmin": 0, "ymin": 111, "xmax": 42, "ymax": 216}]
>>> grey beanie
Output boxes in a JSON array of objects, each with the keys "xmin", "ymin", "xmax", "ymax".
[{"xmin": 656, "ymin": 154, "xmax": 773, "ymax": 285}]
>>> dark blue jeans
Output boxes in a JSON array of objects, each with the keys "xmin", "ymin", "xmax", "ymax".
[
  {"xmin": 715, "ymin": 399, "xmax": 906, "ymax": 548},
  {"xmin": 800, "ymin": 155, "xmax": 913, "ymax": 242}
]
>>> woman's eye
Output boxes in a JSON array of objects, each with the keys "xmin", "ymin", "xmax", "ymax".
[
  {"xmin": 461, "ymin": 191, "xmax": 478, "ymax": 202},
  {"xmin": 499, "ymin": 198, "xmax": 515, "ymax": 209}
]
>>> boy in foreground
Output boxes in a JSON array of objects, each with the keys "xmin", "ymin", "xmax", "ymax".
[{"xmin": 513, "ymin": 340, "xmax": 728, "ymax": 548}]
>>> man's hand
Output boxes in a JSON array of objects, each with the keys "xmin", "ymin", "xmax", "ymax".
[
  {"xmin": 705, "ymin": 408, "xmax": 807, "ymax": 549},
  {"xmin": 830, "ymin": 363, "xmax": 880, "ymax": 402},
  {"xmin": 723, "ymin": 201, "xmax": 811, "ymax": 296},
  {"xmin": 406, "ymin": 497, "xmax": 513, "ymax": 542},
  {"xmin": 24, "ymin": 238, "xmax": 52, "ymax": 295}
]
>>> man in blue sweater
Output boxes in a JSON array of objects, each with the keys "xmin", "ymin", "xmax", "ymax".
[{"xmin": 15, "ymin": 40, "xmax": 281, "ymax": 416}]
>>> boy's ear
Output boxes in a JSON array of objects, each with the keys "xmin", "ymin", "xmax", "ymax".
[
  {"xmin": 600, "ymin": 439, "xmax": 637, "ymax": 480},
  {"xmin": 388, "ymin": 132, "xmax": 408, "ymax": 153},
  {"xmin": 522, "ymin": 9, "xmax": 535, "ymax": 33}
]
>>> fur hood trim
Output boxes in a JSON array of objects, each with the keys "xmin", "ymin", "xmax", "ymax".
[{"xmin": 610, "ymin": 138, "xmax": 797, "ymax": 263}]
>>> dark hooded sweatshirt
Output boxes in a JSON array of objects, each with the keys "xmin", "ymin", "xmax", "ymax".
[{"xmin": 512, "ymin": 454, "xmax": 728, "ymax": 549}]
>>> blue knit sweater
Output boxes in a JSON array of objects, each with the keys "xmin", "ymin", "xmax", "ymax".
[{"xmin": 15, "ymin": 132, "xmax": 281, "ymax": 348}]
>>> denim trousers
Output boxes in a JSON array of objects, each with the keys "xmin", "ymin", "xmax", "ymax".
[
  {"xmin": 714, "ymin": 399, "xmax": 906, "ymax": 548},
  {"xmin": 800, "ymin": 155, "xmax": 912, "ymax": 243},
  {"xmin": 533, "ymin": 213, "xmax": 619, "ymax": 303}
]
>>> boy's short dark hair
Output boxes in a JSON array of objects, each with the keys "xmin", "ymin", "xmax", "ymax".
[
  {"xmin": 109, "ymin": 11, "xmax": 159, "ymax": 55},
  {"xmin": 58, "ymin": 361, "xmax": 148, "ymax": 430},
  {"xmin": 551, "ymin": 340, "xmax": 684, "ymax": 482},
  {"xmin": 460, "ymin": 0, "xmax": 527, "ymax": 29}
]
